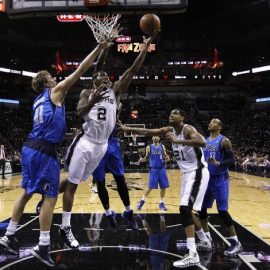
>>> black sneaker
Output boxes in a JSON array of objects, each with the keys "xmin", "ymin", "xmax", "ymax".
[
  {"xmin": 121, "ymin": 209, "xmax": 138, "ymax": 230},
  {"xmin": 59, "ymin": 226, "xmax": 79, "ymax": 248},
  {"xmin": 224, "ymin": 239, "xmax": 243, "ymax": 257},
  {"xmin": 0, "ymin": 235, "xmax": 19, "ymax": 255},
  {"xmin": 31, "ymin": 245, "xmax": 55, "ymax": 267},
  {"xmin": 36, "ymin": 199, "xmax": 44, "ymax": 215}
]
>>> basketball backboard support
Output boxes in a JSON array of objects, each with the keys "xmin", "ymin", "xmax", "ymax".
[
  {"xmin": 124, "ymin": 124, "xmax": 145, "ymax": 138},
  {"xmin": 4, "ymin": 0, "xmax": 188, "ymax": 18}
]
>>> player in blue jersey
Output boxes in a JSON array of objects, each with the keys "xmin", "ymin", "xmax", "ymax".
[
  {"xmin": 0, "ymin": 42, "xmax": 110, "ymax": 267},
  {"xmin": 137, "ymin": 136, "xmax": 170, "ymax": 211},
  {"xmin": 199, "ymin": 118, "xmax": 243, "ymax": 256}
]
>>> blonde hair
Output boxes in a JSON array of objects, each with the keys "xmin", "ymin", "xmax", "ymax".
[{"xmin": 32, "ymin": 70, "xmax": 50, "ymax": 93}]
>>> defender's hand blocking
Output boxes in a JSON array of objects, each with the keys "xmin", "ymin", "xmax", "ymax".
[
  {"xmin": 166, "ymin": 132, "xmax": 177, "ymax": 143},
  {"xmin": 109, "ymin": 23, "xmax": 123, "ymax": 41}
]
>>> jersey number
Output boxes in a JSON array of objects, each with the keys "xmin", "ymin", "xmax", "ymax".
[
  {"xmin": 97, "ymin": 107, "xmax": 106, "ymax": 121},
  {"xmin": 174, "ymin": 150, "xmax": 186, "ymax": 161},
  {"xmin": 34, "ymin": 105, "xmax": 44, "ymax": 124}
]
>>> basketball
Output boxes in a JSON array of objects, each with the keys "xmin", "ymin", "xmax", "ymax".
[{"xmin": 140, "ymin": 14, "xmax": 160, "ymax": 35}]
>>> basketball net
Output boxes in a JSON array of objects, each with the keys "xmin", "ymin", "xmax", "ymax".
[
  {"xmin": 85, "ymin": 14, "xmax": 121, "ymax": 43},
  {"xmin": 131, "ymin": 134, "xmax": 138, "ymax": 146}
]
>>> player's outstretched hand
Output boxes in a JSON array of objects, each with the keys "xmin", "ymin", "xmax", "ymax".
[
  {"xmin": 90, "ymin": 84, "xmax": 109, "ymax": 104},
  {"xmin": 109, "ymin": 23, "xmax": 123, "ymax": 41},
  {"xmin": 98, "ymin": 41, "xmax": 113, "ymax": 49},
  {"xmin": 165, "ymin": 132, "xmax": 177, "ymax": 143}
]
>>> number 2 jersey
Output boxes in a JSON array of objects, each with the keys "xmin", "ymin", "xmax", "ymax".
[
  {"xmin": 83, "ymin": 87, "xmax": 117, "ymax": 144},
  {"xmin": 172, "ymin": 124, "xmax": 207, "ymax": 172}
]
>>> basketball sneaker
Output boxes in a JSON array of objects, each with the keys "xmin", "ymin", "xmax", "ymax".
[
  {"xmin": 137, "ymin": 200, "xmax": 145, "ymax": 210},
  {"xmin": 31, "ymin": 245, "xmax": 55, "ymax": 267},
  {"xmin": 159, "ymin": 202, "xmax": 167, "ymax": 211},
  {"xmin": 173, "ymin": 251, "xmax": 200, "ymax": 268},
  {"xmin": 106, "ymin": 210, "xmax": 117, "ymax": 229},
  {"xmin": 196, "ymin": 240, "xmax": 212, "ymax": 251},
  {"xmin": 121, "ymin": 209, "xmax": 138, "ymax": 230},
  {"xmin": 224, "ymin": 239, "xmax": 243, "ymax": 256},
  {"xmin": 0, "ymin": 235, "xmax": 18, "ymax": 255},
  {"xmin": 59, "ymin": 226, "xmax": 79, "ymax": 249}
]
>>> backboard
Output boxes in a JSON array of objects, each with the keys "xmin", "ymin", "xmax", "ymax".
[{"xmin": 4, "ymin": 0, "xmax": 188, "ymax": 18}]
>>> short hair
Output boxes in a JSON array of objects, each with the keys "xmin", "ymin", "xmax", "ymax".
[
  {"xmin": 173, "ymin": 108, "xmax": 186, "ymax": 119},
  {"xmin": 32, "ymin": 70, "xmax": 50, "ymax": 93},
  {"xmin": 213, "ymin": 118, "xmax": 223, "ymax": 128}
]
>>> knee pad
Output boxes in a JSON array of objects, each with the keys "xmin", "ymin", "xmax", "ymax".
[
  {"xmin": 218, "ymin": 210, "xmax": 233, "ymax": 227},
  {"xmin": 199, "ymin": 209, "xmax": 208, "ymax": 220},
  {"xmin": 179, "ymin": 206, "xmax": 193, "ymax": 228}
]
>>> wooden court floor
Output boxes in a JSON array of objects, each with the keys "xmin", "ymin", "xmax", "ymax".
[{"xmin": 0, "ymin": 170, "xmax": 270, "ymax": 245}]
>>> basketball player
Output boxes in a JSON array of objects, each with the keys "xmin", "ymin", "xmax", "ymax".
[
  {"xmin": 199, "ymin": 118, "xmax": 243, "ymax": 256},
  {"xmin": 59, "ymin": 31, "xmax": 158, "ymax": 249},
  {"xmin": 119, "ymin": 108, "xmax": 211, "ymax": 268},
  {"xmin": 0, "ymin": 42, "xmax": 111, "ymax": 267},
  {"xmin": 137, "ymin": 136, "xmax": 170, "ymax": 211}
]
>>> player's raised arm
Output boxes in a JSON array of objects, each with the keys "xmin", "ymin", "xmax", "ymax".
[
  {"xmin": 51, "ymin": 42, "xmax": 112, "ymax": 106},
  {"xmin": 113, "ymin": 29, "xmax": 159, "ymax": 94}
]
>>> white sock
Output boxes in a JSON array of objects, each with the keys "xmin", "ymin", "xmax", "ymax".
[
  {"xmin": 105, "ymin": 209, "xmax": 112, "ymax": 216},
  {"xmin": 229, "ymin": 235, "xmax": 239, "ymax": 242},
  {"xmin": 187, "ymin": 237, "xmax": 197, "ymax": 253},
  {"xmin": 141, "ymin": 196, "xmax": 146, "ymax": 201},
  {"xmin": 196, "ymin": 228, "xmax": 209, "ymax": 242},
  {"xmin": 125, "ymin": 206, "xmax": 131, "ymax": 211},
  {"xmin": 205, "ymin": 232, "xmax": 212, "ymax": 242},
  {"xmin": 160, "ymin": 198, "xmax": 164, "ymax": 203},
  {"xmin": 6, "ymin": 220, "xmax": 18, "ymax": 236},
  {"xmin": 61, "ymin": 211, "xmax": 71, "ymax": 228},
  {"xmin": 39, "ymin": 231, "xmax": 50, "ymax": 246}
]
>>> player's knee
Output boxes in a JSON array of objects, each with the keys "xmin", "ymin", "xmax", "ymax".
[
  {"xmin": 199, "ymin": 208, "xmax": 208, "ymax": 220},
  {"xmin": 66, "ymin": 181, "xmax": 78, "ymax": 194},
  {"xmin": 218, "ymin": 210, "xmax": 233, "ymax": 227},
  {"xmin": 179, "ymin": 205, "xmax": 193, "ymax": 228}
]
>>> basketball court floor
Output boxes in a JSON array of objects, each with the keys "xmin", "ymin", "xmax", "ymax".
[{"xmin": 0, "ymin": 170, "xmax": 269, "ymax": 269}]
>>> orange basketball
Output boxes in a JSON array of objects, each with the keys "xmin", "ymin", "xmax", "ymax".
[{"xmin": 140, "ymin": 14, "xmax": 160, "ymax": 35}]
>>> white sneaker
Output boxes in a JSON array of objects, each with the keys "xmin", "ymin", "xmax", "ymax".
[
  {"xmin": 196, "ymin": 240, "xmax": 212, "ymax": 251},
  {"xmin": 173, "ymin": 251, "xmax": 200, "ymax": 268}
]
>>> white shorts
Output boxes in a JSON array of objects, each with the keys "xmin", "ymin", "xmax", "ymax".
[
  {"xmin": 180, "ymin": 167, "xmax": 209, "ymax": 211},
  {"xmin": 67, "ymin": 135, "xmax": 108, "ymax": 184}
]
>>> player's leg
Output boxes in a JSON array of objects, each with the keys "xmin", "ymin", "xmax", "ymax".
[
  {"xmin": 93, "ymin": 150, "xmax": 117, "ymax": 229},
  {"xmin": 215, "ymin": 173, "xmax": 243, "ymax": 256},
  {"xmin": 158, "ymin": 167, "xmax": 169, "ymax": 211},
  {"xmin": 173, "ymin": 168, "xmax": 209, "ymax": 268},
  {"xmin": 138, "ymin": 168, "xmax": 157, "ymax": 210}
]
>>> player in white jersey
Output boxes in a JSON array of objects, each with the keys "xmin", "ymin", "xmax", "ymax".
[
  {"xmin": 59, "ymin": 31, "xmax": 159, "ymax": 249},
  {"xmin": 119, "ymin": 108, "xmax": 211, "ymax": 268}
]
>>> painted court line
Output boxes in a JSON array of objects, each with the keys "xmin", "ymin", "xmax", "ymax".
[
  {"xmin": 208, "ymin": 222, "xmax": 230, "ymax": 246},
  {"xmin": 238, "ymin": 254, "xmax": 258, "ymax": 270},
  {"xmin": 16, "ymin": 216, "xmax": 39, "ymax": 232}
]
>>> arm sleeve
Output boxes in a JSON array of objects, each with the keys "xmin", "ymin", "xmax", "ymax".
[{"xmin": 220, "ymin": 149, "xmax": 235, "ymax": 167}]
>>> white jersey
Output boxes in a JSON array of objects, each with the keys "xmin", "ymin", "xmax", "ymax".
[
  {"xmin": 83, "ymin": 87, "xmax": 117, "ymax": 144},
  {"xmin": 172, "ymin": 125, "xmax": 207, "ymax": 172}
]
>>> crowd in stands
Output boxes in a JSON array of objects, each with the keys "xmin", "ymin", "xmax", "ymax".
[{"xmin": 0, "ymin": 93, "xmax": 269, "ymax": 177}]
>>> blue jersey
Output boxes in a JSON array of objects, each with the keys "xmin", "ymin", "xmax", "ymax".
[
  {"xmin": 28, "ymin": 88, "xmax": 66, "ymax": 144},
  {"xmin": 149, "ymin": 144, "xmax": 165, "ymax": 169},
  {"xmin": 204, "ymin": 134, "xmax": 228, "ymax": 176}
]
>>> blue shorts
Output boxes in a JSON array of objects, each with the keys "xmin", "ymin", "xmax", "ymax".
[
  {"xmin": 92, "ymin": 138, "xmax": 124, "ymax": 182},
  {"xmin": 202, "ymin": 173, "xmax": 229, "ymax": 211},
  {"xmin": 148, "ymin": 167, "xmax": 169, "ymax": 189},
  {"xmin": 20, "ymin": 146, "xmax": 60, "ymax": 198}
]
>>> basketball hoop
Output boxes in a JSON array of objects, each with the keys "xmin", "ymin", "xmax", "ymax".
[{"xmin": 85, "ymin": 14, "xmax": 121, "ymax": 43}]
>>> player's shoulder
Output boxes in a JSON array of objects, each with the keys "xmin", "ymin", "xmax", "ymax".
[{"xmin": 80, "ymin": 88, "xmax": 91, "ymax": 98}]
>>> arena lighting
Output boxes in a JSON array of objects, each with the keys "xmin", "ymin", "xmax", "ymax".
[
  {"xmin": 232, "ymin": 70, "xmax": 250, "ymax": 76},
  {"xmin": 0, "ymin": 98, "xmax": 19, "ymax": 104},
  {"xmin": 22, "ymin": 71, "xmax": 37, "ymax": 77},
  {"xmin": 252, "ymin": 65, "xmax": 270, "ymax": 73},
  {"xmin": 256, "ymin": 97, "xmax": 270, "ymax": 102},
  {"xmin": 175, "ymin": 75, "xmax": 186, "ymax": 79}
]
